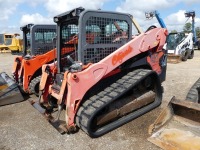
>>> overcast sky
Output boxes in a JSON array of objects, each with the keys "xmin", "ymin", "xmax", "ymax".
[{"xmin": 0, "ymin": 0, "xmax": 200, "ymax": 35}]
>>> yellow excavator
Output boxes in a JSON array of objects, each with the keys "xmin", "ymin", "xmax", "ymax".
[{"xmin": 0, "ymin": 33, "xmax": 23, "ymax": 53}]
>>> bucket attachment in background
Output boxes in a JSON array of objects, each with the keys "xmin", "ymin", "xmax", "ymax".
[
  {"xmin": 0, "ymin": 72, "xmax": 24, "ymax": 106},
  {"xmin": 148, "ymin": 96, "xmax": 200, "ymax": 150},
  {"xmin": 167, "ymin": 54, "xmax": 181, "ymax": 64}
]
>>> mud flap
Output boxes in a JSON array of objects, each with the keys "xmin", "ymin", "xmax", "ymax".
[
  {"xmin": 167, "ymin": 54, "xmax": 181, "ymax": 64},
  {"xmin": 0, "ymin": 72, "xmax": 24, "ymax": 106},
  {"xmin": 148, "ymin": 96, "xmax": 200, "ymax": 150}
]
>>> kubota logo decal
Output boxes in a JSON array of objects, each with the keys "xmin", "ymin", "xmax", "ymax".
[{"xmin": 112, "ymin": 46, "xmax": 132, "ymax": 65}]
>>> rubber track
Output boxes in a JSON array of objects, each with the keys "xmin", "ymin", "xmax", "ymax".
[
  {"xmin": 29, "ymin": 75, "xmax": 41, "ymax": 96},
  {"xmin": 76, "ymin": 69, "xmax": 162, "ymax": 137},
  {"xmin": 186, "ymin": 78, "xmax": 200, "ymax": 103}
]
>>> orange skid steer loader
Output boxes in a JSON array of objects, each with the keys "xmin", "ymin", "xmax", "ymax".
[
  {"xmin": 0, "ymin": 24, "xmax": 57, "ymax": 105},
  {"xmin": 0, "ymin": 22, "xmax": 82, "ymax": 106},
  {"xmin": 12, "ymin": 24, "xmax": 58, "ymax": 97},
  {"xmin": 31, "ymin": 7, "xmax": 168, "ymax": 137}
]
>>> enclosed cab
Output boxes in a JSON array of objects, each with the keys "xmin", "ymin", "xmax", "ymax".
[
  {"xmin": 38, "ymin": 7, "xmax": 167, "ymax": 137},
  {"xmin": 20, "ymin": 24, "xmax": 56, "ymax": 56}
]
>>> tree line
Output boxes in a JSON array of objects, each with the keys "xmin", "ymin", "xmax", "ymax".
[{"xmin": 171, "ymin": 22, "xmax": 200, "ymax": 37}]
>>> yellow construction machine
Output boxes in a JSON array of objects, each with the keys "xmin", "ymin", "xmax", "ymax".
[{"xmin": 0, "ymin": 33, "xmax": 23, "ymax": 53}]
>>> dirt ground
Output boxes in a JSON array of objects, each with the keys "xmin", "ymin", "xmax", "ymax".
[{"xmin": 0, "ymin": 51, "xmax": 200, "ymax": 150}]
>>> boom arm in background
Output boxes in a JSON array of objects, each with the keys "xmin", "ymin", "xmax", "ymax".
[
  {"xmin": 145, "ymin": 11, "xmax": 167, "ymax": 28},
  {"xmin": 185, "ymin": 11, "xmax": 197, "ymax": 43}
]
